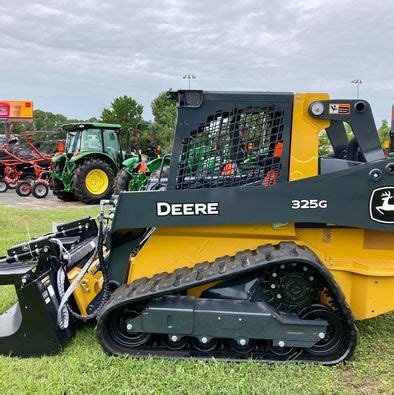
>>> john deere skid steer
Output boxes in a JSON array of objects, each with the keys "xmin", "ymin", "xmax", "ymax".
[{"xmin": 0, "ymin": 91, "xmax": 393, "ymax": 364}]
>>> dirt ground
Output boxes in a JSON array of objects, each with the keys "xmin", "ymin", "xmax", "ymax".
[{"xmin": 0, "ymin": 189, "xmax": 99, "ymax": 209}]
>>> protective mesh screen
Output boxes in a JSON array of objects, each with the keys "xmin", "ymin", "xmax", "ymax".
[{"xmin": 176, "ymin": 105, "xmax": 285, "ymax": 189}]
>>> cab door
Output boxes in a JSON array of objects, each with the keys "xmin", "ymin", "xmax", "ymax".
[{"xmin": 103, "ymin": 129, "xmax": 122, "ymax": 168}]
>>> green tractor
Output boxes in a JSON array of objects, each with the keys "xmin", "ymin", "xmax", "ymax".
[
  {"xmin": 51, "ymin": 123, "xmax": 134, "ymax": 204},
  {"xmin": 114, "ymin": 126, "xmax": 170, "ymax": 193}
]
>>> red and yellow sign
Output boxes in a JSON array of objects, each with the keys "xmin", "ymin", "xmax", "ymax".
[{"xmin": 0, "ymin": 101, "xmax": 33, "ymax": 121}]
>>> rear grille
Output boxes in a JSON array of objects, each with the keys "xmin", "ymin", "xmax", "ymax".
[
  {"xmin": 322, "ymin": 229, "xmax": 331, "ymax": 244},
  {"xmin": 176, "ymin": 105, "xmax": 285, "ymax": 189}
]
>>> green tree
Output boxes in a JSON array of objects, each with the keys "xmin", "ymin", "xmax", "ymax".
[
  {"xmin": 10, "ymin": 110, "xmax": 69, "ymax": 133},
  {"xmin": 318, "ymin": 122, "xmax": 363, "ymax": 156},
  {"xmin": 86, "ymin": 117, "xmax": 100, "ymax": 123},
  {"xmin": 101, "ymin": 95, "xmax": 143, "ymax": 133},
  {"xmin": 378, "ymin": 119, "xmax": 390, "ymax": 145},
  {"xmin": 101, "ymin": 96, "xmax": 144, "ymax": 151},
  {"xmin": 151, "ymin": 91, "xmax": 176, "ymax": 153},
  {"xmin": 318, "ymin": 131, "xmax": 331, "ymax": 156}
]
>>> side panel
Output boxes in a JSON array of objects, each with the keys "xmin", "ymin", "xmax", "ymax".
[
  {"xmin": 295, "ymin": 227, "xmax": 394, "ymax": 319},
  {"xmin": 112, "ymin": 158, "xmax": 394, "ymax": 233},
  {"xmin": 127, "ymin": 224, "xmax": 394, "ymax": 320},
  {"xmin": 70, "ymin": 152, "xmax": 118, "ymax": 171},
  {"xmin": 128, "ymin": 223, "xmax": 296, "ymax": 279}
]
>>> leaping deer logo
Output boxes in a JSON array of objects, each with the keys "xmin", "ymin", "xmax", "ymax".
[{"xmin": 376, "ymin": 191, "xmax": 394, "ymax": 214}]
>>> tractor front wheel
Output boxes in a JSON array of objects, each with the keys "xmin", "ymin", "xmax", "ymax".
[
  {"xmin": 71, "ymin": 159, "xmax": 114, "ymax": 204},
  {"xmin": 51, "ymin": 178, "xmax": 75, "ymax": 201}
]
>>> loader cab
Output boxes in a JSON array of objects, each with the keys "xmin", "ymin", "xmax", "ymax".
[
  {"xmin": 152, "ymin": 91, "xmax": 384, "ymax": 188},
  {"xmin": 165, "ymin": 90, "xmax": 292, "ymax": 190}
]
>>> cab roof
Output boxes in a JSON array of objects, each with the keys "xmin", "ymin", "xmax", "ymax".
[{"xmin": 62, "ymin": 122, "xmax": 121, "ymax": 131}]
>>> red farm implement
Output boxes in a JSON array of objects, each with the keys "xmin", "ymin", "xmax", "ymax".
[{"xmin": 0, "ymin": 131, "xmax": 64, "ymax": 198}]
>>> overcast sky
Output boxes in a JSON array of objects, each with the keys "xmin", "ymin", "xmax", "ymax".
[{"xmin": 0, "ymin": 0, "xmax": 392, "ymax": 125}]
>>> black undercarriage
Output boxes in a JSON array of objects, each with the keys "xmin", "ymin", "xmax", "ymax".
[{"xmin": 96, "ymin": 243, "xmax": 358, "ymax": 365}]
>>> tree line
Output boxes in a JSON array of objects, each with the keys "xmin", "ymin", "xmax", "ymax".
[
  {"xmin": 10, "ymin": 91, "xmax": 176, "ymax": 153},
  {"xmin": 7, "ymin": 92, "xmax": 391, "ymax": 155}
]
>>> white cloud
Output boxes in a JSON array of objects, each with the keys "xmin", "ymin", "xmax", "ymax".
[{"xmin": 0, "ymin": 0, "xmax": 392, "ymax": 123}]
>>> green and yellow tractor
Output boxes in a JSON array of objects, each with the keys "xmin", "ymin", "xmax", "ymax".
[
  {"xmin": 51, "ymin": 123, "xmax": 168, "ymax": 203},
  {"xmin": 51, "ymin": 123, "xmax": 128, "ymax": 204},
  {"xmin": 113, "ymin": 127, "xmax": 170, "ymax": 193}
]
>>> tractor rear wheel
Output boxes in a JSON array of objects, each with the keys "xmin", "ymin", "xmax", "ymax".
[
  {"xmin": 114, "ymin": 168, "xmax": 132, "ymax": 194},
  {"xmin": 71, "ymin": 158, "xmax": 114, "ymax": 204}
]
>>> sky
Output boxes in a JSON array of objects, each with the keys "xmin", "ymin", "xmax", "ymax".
[{"xmin": 0, "ymin": 0, "xmax": 393, "ymax": 126}]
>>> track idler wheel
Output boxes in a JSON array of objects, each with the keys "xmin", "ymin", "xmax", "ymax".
[
  {"xmin": 107, "ymin": 305, "xmax": 151, "ymax": 349},
  {"xmin": 300, "ymin": 304, "xmax": 347, "ymax": 358}
]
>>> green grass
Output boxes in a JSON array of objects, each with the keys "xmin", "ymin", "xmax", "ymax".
[{"xmin": 0, "ymin": 205, "xmax": 393, "ymax": 393}]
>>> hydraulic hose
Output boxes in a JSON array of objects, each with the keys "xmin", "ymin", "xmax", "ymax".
[
  {"xmin": 56, "ymin": 203, "xmax": 112, "ymax": 329},
  {"xmin": 57, "ymin": 255, "xmax": 93, "ymax": 329}
]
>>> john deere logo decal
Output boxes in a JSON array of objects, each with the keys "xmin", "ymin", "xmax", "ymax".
[
  {"xmin": 370, "ymin": 187, "xmax": 394, "ymax": 223},
  {"xmin": 156, "ymin": 201, "xmax": 219, "ymax": 217}
]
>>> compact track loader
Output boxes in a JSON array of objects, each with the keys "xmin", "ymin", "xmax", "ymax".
[{"xmin": 0, "ymin": 91, "xmax": 393, "ymax": 364}]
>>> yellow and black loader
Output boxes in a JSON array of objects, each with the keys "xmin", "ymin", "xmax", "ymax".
[{"xmin": 0, "ymin": 91, "xmax": 393, "ymax": 364}]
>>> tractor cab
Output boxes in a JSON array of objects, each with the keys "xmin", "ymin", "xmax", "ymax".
[{"xmin": 63, "ymin": 123, "xmax": 122, "ymax": 166}]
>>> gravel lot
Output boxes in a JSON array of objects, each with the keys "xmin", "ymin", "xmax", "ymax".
[{"xmin": 0, "ymin": 189, "xmax": 98, "ymax": 209}]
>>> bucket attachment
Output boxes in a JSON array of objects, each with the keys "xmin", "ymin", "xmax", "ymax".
[
  {"xmin": 0, "ymin": 262, "xmax": 74, "ymax": 357},
  {"xmin": 0, "ymin": 217, "xmax": 98, "ymax": 357}
]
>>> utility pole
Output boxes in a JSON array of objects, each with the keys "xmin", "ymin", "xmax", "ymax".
[
  {"xmin": 351, "ymin": 79, "xmax": 363, "ymax": 99},
  {"xmin": 183, "ymin": 74, "xmax": 196, "ymax": 90}
]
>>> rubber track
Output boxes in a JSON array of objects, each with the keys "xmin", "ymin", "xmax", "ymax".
[{"xmin": 96, "ymin": 242, "xmax": 359, "ymax": 364}]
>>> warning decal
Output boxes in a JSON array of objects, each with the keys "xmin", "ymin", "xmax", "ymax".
[{"xmin": 329, "ymin": 103, "xmax": 351, "ymax": 115}]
